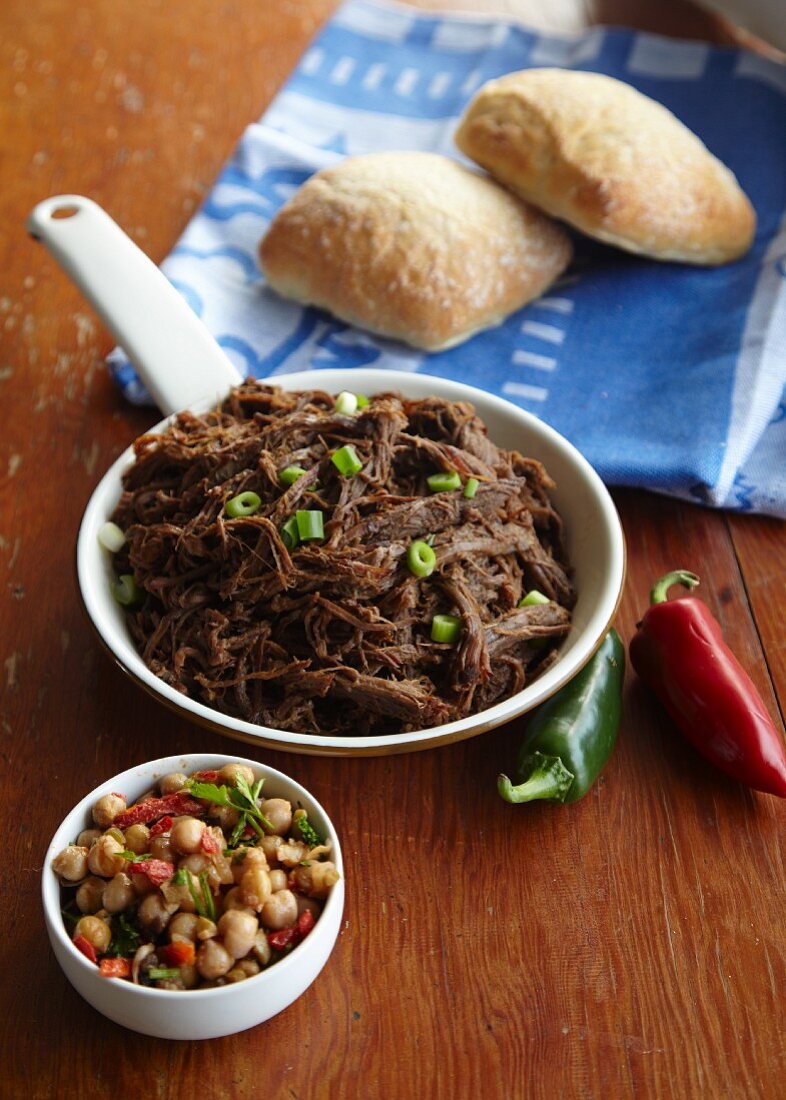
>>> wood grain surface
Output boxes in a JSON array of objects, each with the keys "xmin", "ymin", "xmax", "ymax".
[{"xmin": 2, "ymin": 2, "xmax": 785, "ymax": 1098}]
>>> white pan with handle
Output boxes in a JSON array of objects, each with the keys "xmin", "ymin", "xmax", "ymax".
[{"xmin": 28, "ymin": 194, "xmax": 625, "ymax": 757}]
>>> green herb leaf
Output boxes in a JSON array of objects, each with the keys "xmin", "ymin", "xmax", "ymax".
[
  {"xmin": 148, "ymin": 967, "xmax": 180, "ymax": 981},
  {"xmin": 296, "ymin": 813, "xmax": 322, "ymax": 848},
  {"xmin": 119, "ymin": 850, "xmax": 153, "ymax": 863},
  {"xmin": 105, "ymin": 912, "xmax": 141, "ymax": 958}
]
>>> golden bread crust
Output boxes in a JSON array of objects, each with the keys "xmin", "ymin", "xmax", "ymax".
[
  {"xmin": 455, "ymin": 69, "xmax": 756, "ymax": 265},
  {"xmin": 258, "ymin": 151, "xmax": 572, "ymax": 350}
]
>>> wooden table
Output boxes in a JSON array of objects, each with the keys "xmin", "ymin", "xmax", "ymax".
[{"xmin": 2, "ymin": 2, "xmax": 784, "ymax": 1097}]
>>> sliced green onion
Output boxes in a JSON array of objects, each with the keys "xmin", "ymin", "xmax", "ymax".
[
  {"xmin": 407, "ymin": 540, "xmax": 436, "ymax": 578},
  {"xmin": 148, "ymin": 968, "xmax": 180, "ymax": 981},
  {"xmin": 98, "ymin": 521, "xmax": 126, "ymax": 553},
  {"xmin": 281, "ymin": 516, "xmax": 300, "ymax": 550},
  {"xmin": 334, "ymin": 391, "xmax": 358, "ymax": 415},
  {"xmin": 427, "ymin": 470, "xmax": 461, "ymax": 493},
  {"xmin": 279, "ymin": 465, "xmax": 307, "ymax": 488},
  {"xmin": 431, "ymin": 614, "xmax": 462, "ymax": 644},
  {"xmin": 225, "ymin": 491, "xmax": 261, "ymax": 518},
  {"xmin": 356, "ymin": 394, "xmax": 369, "ymax": 409},
  {"xmin": 519, "ymin": 590, "xmax": 550, "ymax": 607},
  {"xmin": 112, "ymin": 574, "xmax": 144, "ymax": 609},
  {"xmin": 331, "ymin": 444, "xmax": 363, "ymax": 477},
  {"xmin": 295, "ymin": 510, "xmax": 325, "ymax": 542},
  {"xmin": 463, "ymin": 477, "xmax": 479, "ymax": 500}
]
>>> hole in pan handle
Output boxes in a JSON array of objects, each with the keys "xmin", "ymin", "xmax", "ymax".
[{"xmin": 26, "ymin": 194, "xmax": 243, "ymax": 415}]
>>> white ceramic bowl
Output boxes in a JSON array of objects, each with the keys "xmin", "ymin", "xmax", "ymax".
[
  {"xmin": 77, "ymin": 368, "xmax": 625, "ymax": 756},
  {"xmin": 43, "ymin": 753, "xmax": 345, "ymax": 1040}
]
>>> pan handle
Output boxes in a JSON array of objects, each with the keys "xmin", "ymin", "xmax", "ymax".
[{"xmin": 27, "ymin": 194, "xmax": 243, "ymax": 415}]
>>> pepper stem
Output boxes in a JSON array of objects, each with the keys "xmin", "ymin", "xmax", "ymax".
[
  {"xmin": 497, "ymin": 752, "xmax": 575, "ymax": 804},
  {"xmin": 650, "ymin": 570, "xmax": 700, "ymax": 606}
]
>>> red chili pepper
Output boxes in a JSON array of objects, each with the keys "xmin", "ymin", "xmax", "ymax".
[
  {"xmin": 99, "ymin": 957, "xmax": 132, "ymax": 979},
  {"xmin": 73, "ymin": 935, "xmax": 97, "ymax": 964},
  {"xmin": 130, "ymin": 858, "xmax": 175, "ymax": 886},
  {"xmin": 113, "ymin": 792, "xmax": 206, "ymax": 829},
  {"xmin": 630, "ymin": 570, "xmax": 786, "ymax": 797},
  {"xmin": 161, "ymin": 941, "xmax": 195, "ymax": 968},
  {"xmin": 200, "ymin": 831, "xmax": 220, "ymax": 855},
  {"xmin": 191, "ymin": 770, "xmax": 219, "ymax": 781},
  {"xmin": 149, "ymin": 815, "xmax": 173, "ymax": 838}
]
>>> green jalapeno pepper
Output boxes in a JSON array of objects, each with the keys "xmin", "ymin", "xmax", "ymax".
[{"xmin": 498, "ymin": 628, "xmax": 624, "ymax": 804}]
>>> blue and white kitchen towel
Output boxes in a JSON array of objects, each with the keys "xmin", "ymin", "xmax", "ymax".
[{"xmin": 110, "ymin": 0, "xmax": 786, "ymax": 516}]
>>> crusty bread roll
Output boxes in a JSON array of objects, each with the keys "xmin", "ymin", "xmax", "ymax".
[
  {"xmin": 455, "ymin": 69, "xmax": 755, "ymax": 266},
  {"xmin": 258, "ymin": 151, "xmax": 572, "ymax": 351}
]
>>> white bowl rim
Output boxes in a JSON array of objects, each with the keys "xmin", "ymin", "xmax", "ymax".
[
  {"xmin": 76, "ymin": 369, "xmax": 625, "ymax": 754},
  {"xmin": 43, "ymin": 752, "xmax": 345, "ymax": 999}
]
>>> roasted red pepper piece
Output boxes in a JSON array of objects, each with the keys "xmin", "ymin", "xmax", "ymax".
[
  {"xmin": 200, "ymin": 831, "xmax": 220, "ymax": 855},
  {"xmin": 130, "ymin": 858, "xmax": 175, "ymax": 886},
  {"xmin": 113, "ymin": 792, "xmax": 206, "ymax": 829},
  {"xmin": 73, "ymin": 935, "xmax": 97, "ymax": 964},
  {"xmin": 161, "ymin": 941, "xmax": 195, "ymax": 968},
  {"xmin": 99, "ymin": 957, "xmax": 132, "ymax": 979},
  {"xmin": 630, "ymin": 570, "xmax": 786, "ymax": 797},
  {"xmin": 149, "ymin": 815, "xmax": 173, "ymax": 838},
  {"xmin": 267, "ymin": 910, "xmax": 315, "ymax": 952}
]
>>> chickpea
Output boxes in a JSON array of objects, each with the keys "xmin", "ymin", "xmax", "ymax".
[
  {"xmin": 211, "ymin": 805, "xmax": 240, "ymax": 832},
  {"xmin": 196, "ymin": 917, "xmax": 217, "ymax": 941},
  {"xmin": 74, "ymin": 915, "xmax": 111, "ymax": 953},
  {"xmin": 296, "ymin": 894, "xmax": 323, "ymax": 920},
  {"xmin": 224, "ymin": 967, "xmax": 249, "ymax": 984},
  {"xmin": 169, "ymin": 912, "xmax": 200, "ymax": 943},
  {"xmin": 159, "ymin": 772, "xmax": 188, "ymax": 795},
  {"xmin": 276, "ymin": 840, "xmax": 310, "ymax": 868},
  {"xmin": 76, "ymin": 828, "xmax": 101, "ymax": 848},
  {"xmin": 221, "ymin": 886, "xmax": 254, "ymax": 913},
  {"xmin": 230, "ymin": 847, "xmax": 268, "ymax": 884},
  {"xmin": 260, "ymin": 798, "xmax": 292, "ymax": 837},
  {"xmin": 260, "ymin": 889, "xmax": 298, "ymax": 931},
  {"xmin": 268, "ymin": 869, "xmax": 288, "ymax": 893},
  {"xmin": 150, "ymin": 835, "xmax": 175, "ymax": 863},
  {"xmin": 196, "ymin": 938, "xmax": 233, "ymax": 981},
  {"xmin": 179, "ymin": 853, "xmax": 209, "ymax": 876},
  {"xmin": 218, "ymin": 763, "xmax": 256, "ymax": 788},
  {"xmin": 289, "ymin": 860, "xmax": 340, "ymax": 899},
  {"xmin": 124, "ymin": 823, "xmax": 151, "ymax": 854},
  {"xmin": 88, "ymin": 834, "xmax": 126, "ymax": 878},
  {"xmin": 164, "ymin": 871, "xmax": 199, "ymax": 914},
  {"xmin": 92, "ymin": 793, "xmax": 127, "ymax": 828},
  {"xmin": 102, "ymin": 872, "xmax": 135, "ymax": 913},
  {"xmin": 258, "ymin": 835, "xmax": 283, "ymax": 868},
  {"xmin": 76, "ymin": 876, "xmax": 106, "ymax": 914},
  {"xmin": 130, "ymin": 870, "xmax": 156, "ymax": 897},
  {"xmin": 234, "ymin": 957, "xmax": 260, "ymax": 978},
  {"xmin": 137, "ymin": 892, "xmax": 178, "ymax": 935},
  {"xmin": 52, "ymin": 845, "xmax": 89, "ymax": 882},
  {"xmin": 179, "ymin": 963, "xmax": 199, "ymax": 990},
  {"xmin": 251, "ymin": 929, "xmax": 272, "ymax": 968},
  {"xmin": 169, "ymin": 817, "xmax": 206, "ymax": 855},
  {"xmin": 239, "ymin": 865, "xmax": 271, "ymax": 911},
  {"xmin": 218, "ymin": 910, "xmax": 258, "ymax": 959}
]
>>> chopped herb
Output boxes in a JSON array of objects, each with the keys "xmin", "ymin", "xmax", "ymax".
[
  {"xmin": 186, "ymin": 775, "xmax": 273, "ymax": 847},
  {"xmin": 148, "ymin": 968, "xmax": 181, "ymax": 981},
  {"xmin": 119, "ymin": 850, "xmax": 153, "ymax": 863},
  {"xmin": 185, "ymin": 870, "xmax": 216, "ymax": 922},
  {"xmin": 296, "ymin": 812, "xmax": 322, "ymax": 848},
  {"xmin": 105, "ymin": 912, "xmax": 141, "ymax": 958}
]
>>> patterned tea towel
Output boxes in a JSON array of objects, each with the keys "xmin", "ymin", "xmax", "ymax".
[{"xmin": 110, "ymin": 0, "xmax": 786, "ymax": 516}]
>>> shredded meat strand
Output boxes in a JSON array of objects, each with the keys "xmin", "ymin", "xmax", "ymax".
[{"xmin": 111, "ymin": 383, "xmax": 575, "ymax": 735}]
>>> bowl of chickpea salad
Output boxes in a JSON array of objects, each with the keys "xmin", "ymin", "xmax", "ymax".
[{"xmin": 43, "ymin": 754, "xmax": 344, "ymax": 1040}]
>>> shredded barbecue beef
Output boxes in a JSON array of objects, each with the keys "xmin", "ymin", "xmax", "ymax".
[{"xmin": 110, "ymin": 382, "xmax": 575, "ymax": 735}]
